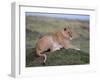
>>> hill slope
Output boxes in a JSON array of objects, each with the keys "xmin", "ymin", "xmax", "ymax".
[{"xmin": 26, "ymin": 48, "xmax": 89, "ymax": 67}]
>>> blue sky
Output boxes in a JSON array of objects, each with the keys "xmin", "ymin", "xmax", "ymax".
[{"xmin": 26, "ymin": 12, "xmax": 89, "ymax": 21}]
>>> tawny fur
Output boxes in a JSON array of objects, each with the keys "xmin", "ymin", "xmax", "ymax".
[{"xmin": 35, "ymin": 28, "xmax": 80, "ymax": 64}]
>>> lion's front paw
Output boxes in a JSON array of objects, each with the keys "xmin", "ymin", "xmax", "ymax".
[{"xmin": 75, "ymin": 48, "xmax": 80, "ymax": 51}]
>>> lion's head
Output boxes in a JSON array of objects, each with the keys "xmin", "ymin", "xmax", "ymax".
[
  {"xmin": 53, "ymin": 27, "xmax": 73, "ymax": 42},
  {"xmin": 62, "ymin": 27, "xmax": 72, "ymax": 40}
]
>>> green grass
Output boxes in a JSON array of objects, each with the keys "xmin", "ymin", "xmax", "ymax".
[
  {"xmin": 26, "ymin": 48, "xmax": 89, "ymax": 67},
  {"xmin": 26, "ymin": 15, "xmax": 90, "ymax": 67}
]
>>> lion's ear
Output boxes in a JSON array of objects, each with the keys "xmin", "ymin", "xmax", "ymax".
[{"xmin": 64, "ymin": 28, "xmax": 67, "ymax": 31}]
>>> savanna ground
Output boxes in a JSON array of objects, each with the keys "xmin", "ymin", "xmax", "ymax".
[{"xmin": 26, "ymin": 15, "xmax": 89, "ymax": 67}]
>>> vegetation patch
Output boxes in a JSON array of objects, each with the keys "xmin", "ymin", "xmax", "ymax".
[{"xmin": 26, "ymin": 48, "xmax": 89, "ymax": 67}]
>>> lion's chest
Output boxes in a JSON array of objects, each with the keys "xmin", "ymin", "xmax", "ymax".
[
  {"xmin": 49, "ymin": 37, "xmax": 63, "ymax": 51},
  {"xmin": 52, "ymin": 42, "xmax": 63, "ymax": 51}
]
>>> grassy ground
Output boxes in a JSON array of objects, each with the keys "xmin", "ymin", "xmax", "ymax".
[
  {"xmin": 26, "ymin": 15, "xmax": 89, "ymax": 67},
  {"xmin": 26, "ymin": 48, "xmax": 89, "ymax": 67}
]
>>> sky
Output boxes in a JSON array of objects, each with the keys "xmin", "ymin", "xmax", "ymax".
[{"xmin": 26, "ymin": 12, "xmax": 89, "ymax": 21}]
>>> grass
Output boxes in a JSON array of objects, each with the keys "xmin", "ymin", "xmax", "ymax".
[
  {"xmin": 26, "ymin": 15, "xmax": 90, "ymax": 67},
  {"xmin": 26, "ymin": 48, "xmax": 89, "ymax": 67}
]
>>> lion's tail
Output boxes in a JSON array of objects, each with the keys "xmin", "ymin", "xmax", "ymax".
[{"xmin": 36, "ymin": 49, "xmax": 47, "ymax": 63}]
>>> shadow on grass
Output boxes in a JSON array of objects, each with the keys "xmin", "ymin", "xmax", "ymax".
[{"xmin": 26, "ymin": 48, "xmax": 89, "ymax": 67}]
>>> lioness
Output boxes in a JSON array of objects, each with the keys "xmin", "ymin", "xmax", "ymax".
[{"xmin": 35, "ymin": 27, "xmax": 80, "ymax": 64}]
